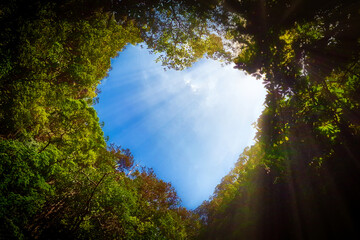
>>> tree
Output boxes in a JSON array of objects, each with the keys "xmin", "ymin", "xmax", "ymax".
[{"xmin": 1, "ymin": 1, "xmax": 204, "ymax": 238}]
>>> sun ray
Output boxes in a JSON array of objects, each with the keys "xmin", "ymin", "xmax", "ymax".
[{"xmin": 95, "ymin": 45, "xmax": 266, "ymax": 208}]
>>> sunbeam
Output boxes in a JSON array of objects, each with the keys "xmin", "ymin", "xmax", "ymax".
[{"xmin": 95, "ymin": 45, "xmax": 266, "ymax": 208}]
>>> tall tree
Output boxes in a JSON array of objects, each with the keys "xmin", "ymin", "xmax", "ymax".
[{"xmin": 197, "ymin": 1, "xmax": 360, "ymax": 239}]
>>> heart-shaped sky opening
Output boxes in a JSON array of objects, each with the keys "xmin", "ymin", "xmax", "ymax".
[{"xmin": 95, "ymin": 45, "xmax": 266, "ymax": 209}]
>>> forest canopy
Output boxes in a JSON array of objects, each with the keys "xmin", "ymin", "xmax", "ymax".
[{"xmin": 1, "ymin": 0, "xmax": 360, "ymax": 239}]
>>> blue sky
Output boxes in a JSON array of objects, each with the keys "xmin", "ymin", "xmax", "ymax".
[{"xmin": 94, "ymin": 45, "xmax": 266, "ymax": 209}]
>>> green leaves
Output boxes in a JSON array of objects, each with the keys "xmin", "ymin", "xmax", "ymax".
[
  {"xmin": 112, "ymin": 0, "xmax": 232, "ymax": 70},
  {"xmin": 0, "ymin": 139, "xmax": 57, "ymax": 238},
  {"xmin": 197, "ymin": 1, "xmax": 360, "ymax": 239},
  {"xmin": 0, "ymin": 1, "xmax": 202, "ymax": 238}
]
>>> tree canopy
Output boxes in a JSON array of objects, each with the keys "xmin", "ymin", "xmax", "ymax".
[
  {"xmin": 1, "ymin": 0, "xmax": 360, "ymax": 239},
  {"xmin": 0, "ymin": 0, "xmax": 203, "ymax": 238},
  {"xmin": 196, "ymin": 0, "xmax": 360, "ymax": 239}
]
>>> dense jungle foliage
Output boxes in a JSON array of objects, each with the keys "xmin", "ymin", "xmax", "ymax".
[
  {"xmin": 0, "ymin": 0, "xmax": 211, "ymax": 239},
  {"xmin": 196, "ymin": 0, "xmax": 360, "ymax": 239},
  {"xmin": 1, "ymin": 0, "xmax": 360, "ymax": 239}
]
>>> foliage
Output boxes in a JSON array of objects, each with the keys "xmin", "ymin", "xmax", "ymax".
[
  {"xmin": 0, "ymin": 0, "xmax": 201, "ymax": 239},
  {"xmin": 2, "ymin": 0, "xmax": 360, "ymax": 239},
  {"xmin": 196, "ymin": 0, "xmax": 360, "ymax": 239},
  {"xmin": 0, "ymin": 140, "xmax": 58, "ymax": 239},
  {"xmin": 112, "ymin": 0, "xmax": 231, "ymax": 70}
]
